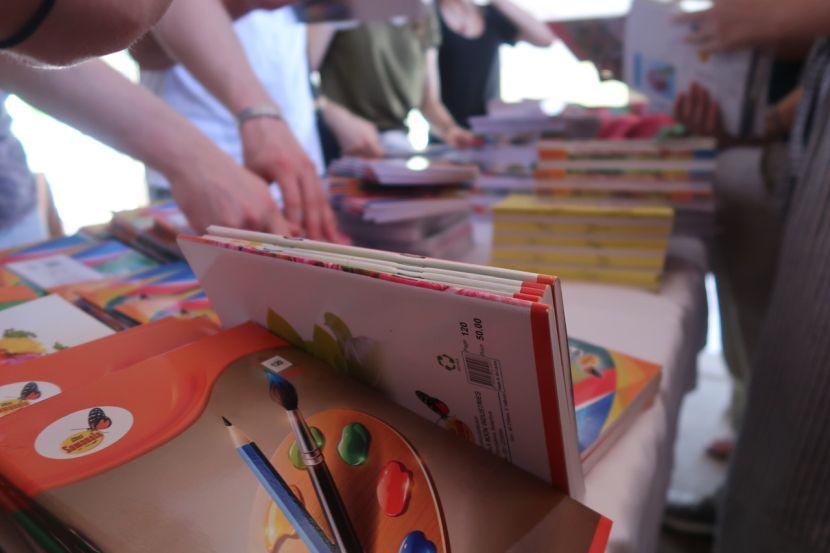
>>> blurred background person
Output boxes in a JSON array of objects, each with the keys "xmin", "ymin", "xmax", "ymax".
[
  {"xmin": 436, "ymin": 0, "xmax": 555, "ymax": 129},
  {"xmin": 309, "ymin": 7, "xmax": 476, "ymax": 161},
  {"xmin": 665, "ymin": 0, "xmax": 830, "ymax": 551}
]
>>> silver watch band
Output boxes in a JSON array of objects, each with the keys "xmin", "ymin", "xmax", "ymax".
[{"xmin": 236, "ymin": 104, "xmax": 284, "ymax": 126}]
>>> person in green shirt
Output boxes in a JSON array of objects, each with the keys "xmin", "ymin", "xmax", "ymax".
[{"xmin": 309, "ymin": 11, "xmax": 476, "ymax": 158}]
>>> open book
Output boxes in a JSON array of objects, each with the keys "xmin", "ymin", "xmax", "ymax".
[{"xmin": 179, "ymin": 227, "xmax": 584, "ymax": 497}]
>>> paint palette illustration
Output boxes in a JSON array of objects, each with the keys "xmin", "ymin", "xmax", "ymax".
[{"xmin": 248, "ymin": 409, "xmax": 448, "ymax": 553}]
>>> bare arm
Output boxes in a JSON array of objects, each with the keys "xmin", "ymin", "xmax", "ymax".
[
  {"xmin": 1, "ymin": 0, "xmax": 172, "ymax": 66},
  {"xmin": 680, "ymin": 0, "xmax": 830, "ymax": 53},
  {"xmin": 420, "ymin": 48, "xmax": 476, "ymax": 147},
  {"xmin": 491, "ymin": 0, "xmax": 555, "ymax": 47},
  {"xmin": 0, "ymin": 57, "xmax": 289, "ymax": 234},
  {"xmin": 149, "ymin": 0, "xmax": 344, "ymax": 242}
]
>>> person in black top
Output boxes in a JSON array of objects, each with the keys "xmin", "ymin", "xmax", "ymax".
[{"xmin": 437, "ymin": 0, "xmax": 555, "ymax": 128}]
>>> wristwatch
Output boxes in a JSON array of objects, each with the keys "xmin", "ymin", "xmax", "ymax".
[{"xmin": 236, "ymin": 104, "xmax": 284, "ymax": 126}]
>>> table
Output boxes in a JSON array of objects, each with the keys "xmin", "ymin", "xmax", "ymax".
[{"xmin": 470, "ymin": 219, "xmax": 709, "ymax": 553}]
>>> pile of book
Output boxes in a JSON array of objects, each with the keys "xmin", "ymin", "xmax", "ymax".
[
  {"xmin": 0, "ymin": 230, "xmax": 215, "ymax": 329},
  {"xmin": 491, "ymin": 195, "xmax": 674, "ymax": 290},
  {"xmin": 106, "ymin": 200, "xmax": 194, "ymax": 261},
  {"xmin": 328, "ymin": 157, "xmax": 478, "ymax": 259},
  {"xmin": 534, "ymin": 138, "xmax": 716, "ymax": 236}
]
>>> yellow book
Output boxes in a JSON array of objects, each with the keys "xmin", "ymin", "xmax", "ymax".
[
  {"xmin": 493, "ymin": 194, "xmax": 675, "ymax": 220},
  {"xmin": 488, "ymin": 260, "xmax": 662, "ymax": 290},
  {"xmin": 492, "ymin": 247, "xmax": 666, "ymax": 271},
  {"xmin": 493, "ymin": 219, "xmax": 674, "ymax": 237},
  {"xmin": 493, "ymin": 232, "xmax": 670, "ymax": 251}
]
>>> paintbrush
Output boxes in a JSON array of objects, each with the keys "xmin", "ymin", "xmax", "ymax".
[
  {"xmin": 222, "ymin": 417, "xmax": 336, "ymax": 553},
  {"xmin": 264, "ymin": 369, "xmax": 363, "ymax": 553}
]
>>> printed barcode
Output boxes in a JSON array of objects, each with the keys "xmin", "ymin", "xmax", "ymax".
[{"xmin": 464, "ymin": 353, "xmax": 495, "ymax": 389}]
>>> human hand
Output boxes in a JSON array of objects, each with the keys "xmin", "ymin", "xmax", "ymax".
[
  {"xmin": 240, "ymin": 117, "xmax": 349, "ymax": 243},
  {"xmin": 167, "ymin": 150, "xmax": 295, "ymax": 235},
  {"xmin": 443, "ymin": 125, "xmax": 478, "ymax": 149},
  {"xmin": 676, "ymin": 0, "xmax": 782, "ymax": 53},
  {"xmin": 673, "ymin": 82, "xmax": 731, "ymax": 145},
  {"xmin": 323, "ymin": 101, "xmax": 384, "ymax": 158}
]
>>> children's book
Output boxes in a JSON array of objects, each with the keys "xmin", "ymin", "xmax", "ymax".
[
  {"xmin": 113, "ymin": 287, "xmax": 217, "ymax": 327},
  {"xmin": 569, "ymin": 338, "xmax": 661, "ymax": 472},
  {"xmin": 179, "ymin": 228, "xmax": 585, "ymax": 497},
  {"xmin": 0, "ymin": 234, "xmax": 95, "ymax": 265},
  {"xmin": 0, "ymin": 323, "xmax": 610, "ymax": 552},
  {"xmin": 0, "ymin": 267, "xmax": 40, "ymax": 310},
  {"xmin": 3, "ymin": 239, "xmax": 157, "ymax": 293},
  {"xmin": 0, "ymin": 317, "xmax": 217, "ymax": 420},
  {"xmin": 624, "ymin": 0, "xmax": 768, "ymax": 136},
  {"xmin": 0, "ymin": 295, "xmax": 114, "ymax": 368}
]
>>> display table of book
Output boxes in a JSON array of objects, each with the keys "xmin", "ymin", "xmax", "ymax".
[{"xmin": 0, "ymin": 213, "xmax": 706, "ymax": 553}]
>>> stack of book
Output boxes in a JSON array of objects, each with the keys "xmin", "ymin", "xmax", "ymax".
[
  {"xmin": 107, "ymin": 200, "xmax": 194, "ymax": 261},
  {"xmin": 534, "ymin": 138, "xmax": 716, "ymax": 236},
  {"xmin": 491, "ymin": 195, "xmax": 674, "ymax": 289},
  {"xmin": 328, "ymin": 157, "xmax": 478, "ymax": 259}
]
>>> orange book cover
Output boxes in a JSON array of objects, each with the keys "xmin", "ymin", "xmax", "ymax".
[
  {"xmin": 0, "ymin": 323, "xmax": 610, "ymax": 552},
  {"xmin": 0, "ymin": 316, "xmax": 217, "ymax": 420}
]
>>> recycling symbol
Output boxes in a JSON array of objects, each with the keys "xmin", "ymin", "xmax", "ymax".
[{"xmin": 437, "ymin": 354, "xmax": 457, "ymax": 371}]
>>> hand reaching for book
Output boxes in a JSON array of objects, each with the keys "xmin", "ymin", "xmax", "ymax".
[
  {"xmin": 443, "ymin": 125, "xmax": 478, "ymax": 149},
  {"xmin": 167, "ymin": 151, "xmax": 296, "ymax": 236},
  {"xmin": 321, "ymin": 99, "xmax": 385, "ymax": 158},
  {"xmin": 673, "ymin": 82, "xmax": 731, "ymax": 147},
  {"xmin": 240, "ymin": 117, "xmax": 350, "ymax": 243}
]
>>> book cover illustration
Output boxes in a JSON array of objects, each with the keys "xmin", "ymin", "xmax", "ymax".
[
  {"xmin": 0, "ymin": 295, "xmax": 113, "ymax": 369},
  {"xmin": 4, "ymin": 239, "xmax": 158, "ymax": 293},
  {"xmin": 569, "ymin": 338, "xmax": 661, "ymax": 462},
  {"xmin": 0, "ymin": 234, "xmax": 94, "ymax": 264},
  {"xmin": 0, "ymin": 267, "xmax": 40, "ymax": 310},
  {"xmin": 0, "ymin": 317, "xmax": 217, "ymax": 420},
  {"xmin": 0, "ymin": 324, "xmax": 609, "ymax": 552},
  {"xmin": 181, "ymin": 234, "xmax": 583, "ymax": 495}
]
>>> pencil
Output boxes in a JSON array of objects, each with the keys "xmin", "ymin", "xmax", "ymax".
[{"xmin": 222, "ymin": 417, "xmax": 337, "ymax": 553}]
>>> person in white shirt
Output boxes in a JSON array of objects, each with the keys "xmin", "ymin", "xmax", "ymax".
[{"xmin": 133, "ymin": 0, "xmax": 347, "ymax": 242}]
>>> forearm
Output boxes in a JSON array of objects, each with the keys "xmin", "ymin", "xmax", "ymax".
[
  {"xmin": 491, "ymin": 0, "xmax": 554, "ymax": 47},
  {"xmin": 421, "ymin": 98, "xmax": 459, "ymax": 138},
  {"xmin": 2, "ymin": 0, "xmax": 172, "ymax": 66},
  {"xmin": 150, "ymin": 0, "xmax": 272, "ymax": 112},
  {"xmin": 420, "ymin": 49, "xmax": 461, "ymax": 137},
  {"xmin": 0, "ymin": 58, "xmax": 220, "ymax": 181}
]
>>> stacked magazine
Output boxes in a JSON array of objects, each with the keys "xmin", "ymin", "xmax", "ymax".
[{"xmin": 328, "ymin": 157, "xmax": 478, "ymax": 259}]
